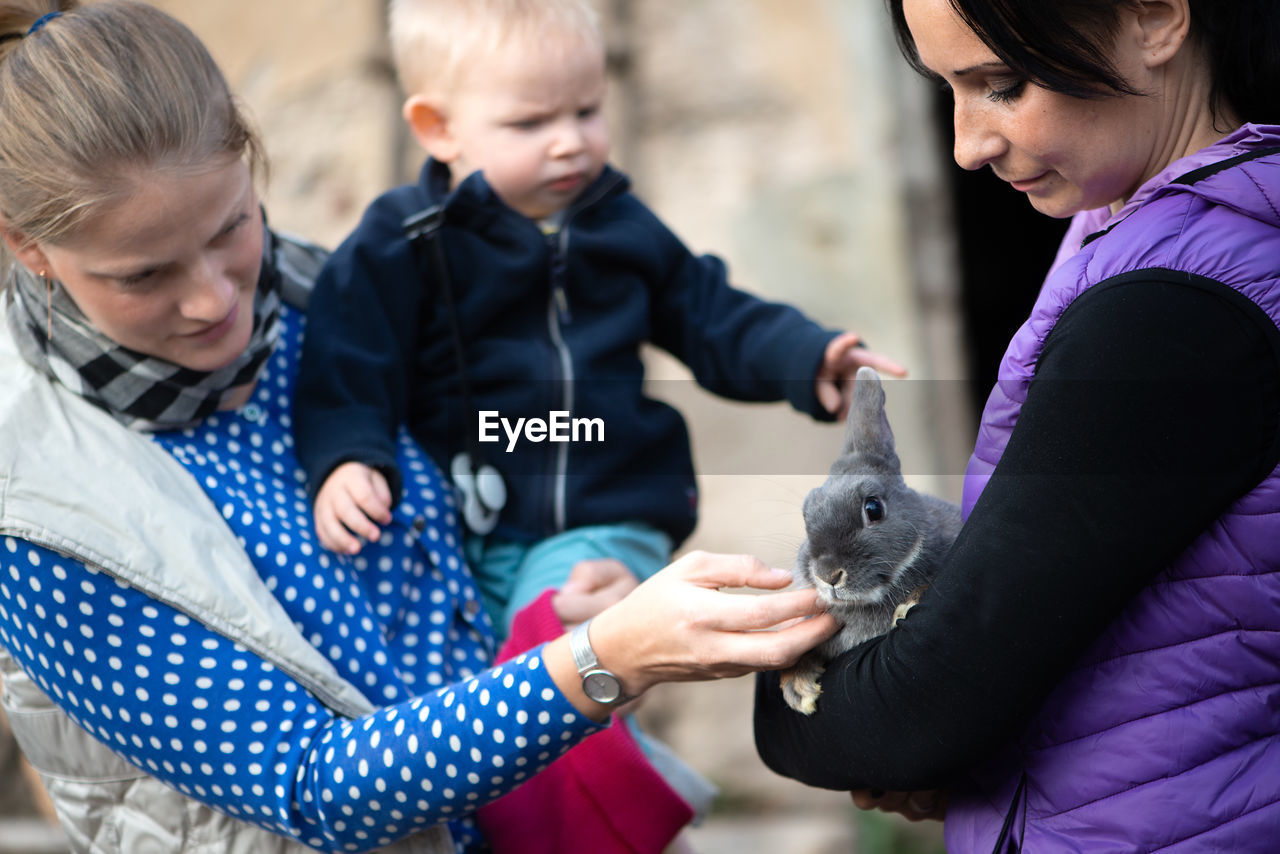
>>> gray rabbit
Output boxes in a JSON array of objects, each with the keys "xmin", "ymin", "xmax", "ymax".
[{"xmin": 780, "ymin": 366, "xmax": 961, "ymax": 714}]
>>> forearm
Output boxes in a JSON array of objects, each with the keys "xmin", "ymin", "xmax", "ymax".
[
  {"xmin": 543, "ymin": 633, "xmax": 616, "ymax": 722},
  {"xmin": 651, "ymin": 250, "xmax": 837, "ymax": 412},
  {"xmin": 754, "ymin": 275, "xmax": 1280, "ymax": 791},
  {"xmin": 0, "ymin": 542, "xmax": 600, "ymax": 851},
  {"xmin": 755, "ymin": 464, "xmax": 1257, "ymax": 791},
  {"xmin": 755, "ymin": 489, "xmax": 1080, "ymax": 791}
]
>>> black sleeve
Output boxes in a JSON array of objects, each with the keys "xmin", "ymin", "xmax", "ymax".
[{"xmin": 753, "ymin": 272, "xmax": 1280, "ymax": 791}]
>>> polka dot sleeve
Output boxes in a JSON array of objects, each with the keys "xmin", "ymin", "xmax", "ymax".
[
  {"xmin": 0, "ymin": 307, "xmax": 602, "ymax": 852},
  {"xmin": 0, "ymin": 537, "xmax": 598, "ymax": 852}
]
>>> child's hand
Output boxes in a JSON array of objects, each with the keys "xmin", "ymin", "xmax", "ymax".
[
  {"xmin": 314, "ymin": 462, "xmax": 394, "ymax": 555},
  {"xmin": 815, "ymin": 331, "xmax": 908, "ymax": 420},
  {"xmin": 552, "ymin": 558, "xmax": 641, "ymax": 628}
]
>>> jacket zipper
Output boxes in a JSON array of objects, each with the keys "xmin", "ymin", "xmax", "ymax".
[
  {"xmin": 541, "ymin": 172, "xmax": 624, "ymax": 535},
  {"xmin": 545, "ymin": 226, "xmax": 573, "ymax": 534}
]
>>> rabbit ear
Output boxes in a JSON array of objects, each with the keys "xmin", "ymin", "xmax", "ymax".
[{"xmin": 840, "ymin": 366, "xmax": 898, "ymax": 461}]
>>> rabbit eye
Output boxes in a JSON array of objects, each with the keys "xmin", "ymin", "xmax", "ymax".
[{"xmin": 863, "ymin": 496, "xmax": 885, "ymax": 523}]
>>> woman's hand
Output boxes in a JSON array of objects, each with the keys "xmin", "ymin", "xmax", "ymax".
[
  {"xmin": 850, "ymin": 788, "xmax": 948, "ymax": 822},
  {"xmin": 543, "ymin": 551, "xmax": 837, "ymax": 720},
  {"xmin": 552, "ymin": 558, "xmax": 640, "ymax": 628},
  {"xmin": 591, "ymin": 551, "xmax": 838, "ymax": 693}
]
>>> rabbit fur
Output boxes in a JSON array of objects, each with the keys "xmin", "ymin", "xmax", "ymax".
[{"xmin": 780, "ymin": 366, "xmax": 961, "ymax": 714}]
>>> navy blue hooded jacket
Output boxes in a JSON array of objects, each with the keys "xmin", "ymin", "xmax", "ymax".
[{"xmin": 295, "ymin": 159, "xmax": 838, "ymax": 545}]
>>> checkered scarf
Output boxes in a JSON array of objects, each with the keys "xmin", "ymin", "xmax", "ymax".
[{"xmin": 4, "ymin": 226, "xmax": 285, "ymax": 432}]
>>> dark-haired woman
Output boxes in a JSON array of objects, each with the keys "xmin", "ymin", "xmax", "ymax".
[{"xmin": 754, "ymin": 1, "xmax": 1280, "ymax": 849}]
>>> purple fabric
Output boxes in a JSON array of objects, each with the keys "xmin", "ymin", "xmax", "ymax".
[{"xmin": 950, "ymin": 124, "xmax": 1280, "ymax": 852}]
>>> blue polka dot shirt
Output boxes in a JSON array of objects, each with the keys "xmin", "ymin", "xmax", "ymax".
[{"xmin": 0, "ymin": 305, "xmax": 600, "ymax": 853}]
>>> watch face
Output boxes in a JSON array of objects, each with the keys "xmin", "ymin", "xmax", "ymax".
[{"xmin": 583, "ymin": 670, "xmax": 622, "ymax": 704}]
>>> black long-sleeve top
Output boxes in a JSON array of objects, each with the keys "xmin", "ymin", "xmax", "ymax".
[{"xmin": 754, "ymin": 274, "xmax": 1280, "ymax": 791}]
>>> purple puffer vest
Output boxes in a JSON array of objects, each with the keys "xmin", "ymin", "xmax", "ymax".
[{"xmin": 947, "ymin": 124, "xmax": 1280, "ymax": 853}]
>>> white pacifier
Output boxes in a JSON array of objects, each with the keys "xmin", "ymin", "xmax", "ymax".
[{"xmin": 450, "ymin": 451, "xmax": 507, "ymax": 535}]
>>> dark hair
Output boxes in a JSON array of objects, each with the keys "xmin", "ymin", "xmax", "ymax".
[{"xmin": 887, "ymin": 0, "xmax": 1280, "ymax": 125}]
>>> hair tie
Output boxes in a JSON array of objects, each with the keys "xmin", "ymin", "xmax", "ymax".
[{"xmin": 27, "ymin": 11, "xmax": 62, "ymax": 36}]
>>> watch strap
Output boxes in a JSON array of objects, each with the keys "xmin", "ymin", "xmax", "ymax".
[
  {"xmin": 569, "ymin": 617, "xmax": 601, "ymax": 673},
  {"xmin": 569, "ymin": 618, "xmax": 631, "ymax": 705}
]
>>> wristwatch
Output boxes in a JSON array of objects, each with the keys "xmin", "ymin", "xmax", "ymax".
[{"xmin": 569, "ymin": 618, "xmax": 629, "ymax": 705}]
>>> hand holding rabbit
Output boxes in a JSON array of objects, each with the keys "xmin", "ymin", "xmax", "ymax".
[{"xmin": 546, "ymin": 551, "xmax": 840, "ymax": 720}]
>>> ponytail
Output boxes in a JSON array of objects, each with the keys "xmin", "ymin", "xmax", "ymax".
[
  {"xmin": 0, "ymin": 2, "xmax": 71, "ymax": 60},
  {"xmin": 0, "ymin": 1, "xmax": 263, "ymax": 259}
]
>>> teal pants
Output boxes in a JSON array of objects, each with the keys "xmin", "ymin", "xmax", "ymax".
[{"xmin": 466, "ymin": 521, "xmax": 672, "ymax": 639}]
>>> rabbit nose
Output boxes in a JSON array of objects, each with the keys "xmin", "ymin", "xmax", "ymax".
[{"xmin": 820, "ymin": 568, "xmax": 846, "ymax": 588}]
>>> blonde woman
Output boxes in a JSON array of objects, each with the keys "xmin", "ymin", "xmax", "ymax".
[{"xmin": 0, "ymin": 3, "xmax": 836, "ymax": 852}]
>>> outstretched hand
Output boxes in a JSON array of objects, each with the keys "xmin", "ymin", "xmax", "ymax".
[
  {"xmin": 586, "ymin": 551, "xmax": 839, "ymax": 695},
  {"xmin": 815, "ymin": 331, "xmax": 908, "ymax": 420},
  {"xmin": 552, "ymin": 558, "xmax": 640, "ymax": 627}
]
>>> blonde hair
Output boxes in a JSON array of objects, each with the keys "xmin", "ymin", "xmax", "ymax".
[
  {"xmin": 0, "ymin": 0, "xmax": 263, "ymax": 253},
  {"xmin": 389, "ymin": 0, "xmax": 602, "ymax": 96}
]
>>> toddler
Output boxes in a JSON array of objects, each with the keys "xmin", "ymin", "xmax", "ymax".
[{"xmin": 294, "ymin": 0, "xmax": 905, "ymax": 634}]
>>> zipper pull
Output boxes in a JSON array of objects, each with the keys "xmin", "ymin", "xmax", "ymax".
[
  {"xmin": 553, "ymin": 285, "xmax": 572, "ymax": 324},
  {"xmin": 545, "ymin": 229, "xmax": 572, "ymax": 324}
]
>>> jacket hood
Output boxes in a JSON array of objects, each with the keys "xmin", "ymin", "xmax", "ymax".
[{"xmin": 1121, "ymin": 123, "xmax": 1280, "ymax": 229}]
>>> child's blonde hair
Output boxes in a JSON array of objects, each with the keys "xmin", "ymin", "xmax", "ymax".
[{"xmin": 388, "ymin": 0, "xmax": 602, "ymax": 96}]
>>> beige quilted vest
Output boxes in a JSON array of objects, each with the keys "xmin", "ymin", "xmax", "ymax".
[{"xmin": 0, "ymin": 305, "xmax": 452, "ymax": 854}]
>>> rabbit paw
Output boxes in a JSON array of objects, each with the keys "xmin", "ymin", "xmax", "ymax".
[
  {"xmin": 892, "ymin": 584, "xmax": 930, "ymax": 624},
  {"xmin": 780, "ymin": 654, "xmax": 826, "ymax": 715}
]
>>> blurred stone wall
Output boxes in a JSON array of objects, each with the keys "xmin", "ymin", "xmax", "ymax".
[{"xmin": 143, "ymin": 2, "xmax": 965, "ymax": 850}]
